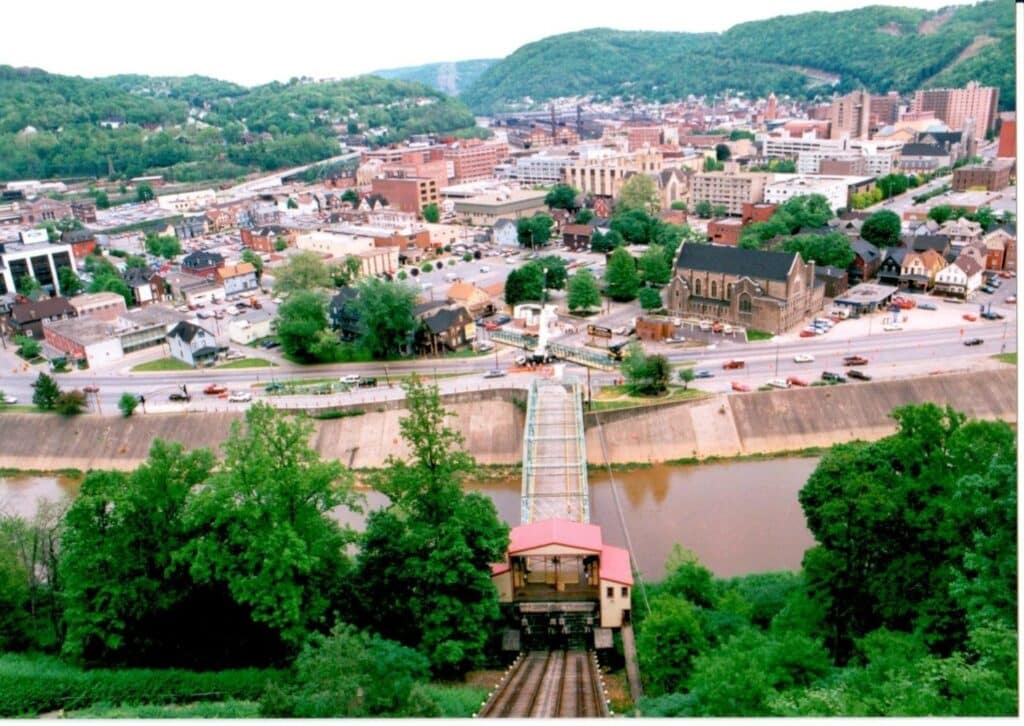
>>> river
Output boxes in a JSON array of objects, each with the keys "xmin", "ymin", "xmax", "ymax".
[{"xmin": 0, "ymin": 458, "xmax": 818, "ymax": 581}]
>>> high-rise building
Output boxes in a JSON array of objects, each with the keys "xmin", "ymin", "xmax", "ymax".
[
  {"xmin": 869, "ymin": 91, "xmax": 901, "ymax": 126},
  {"xmin": 911, "ymin": 82, "xmax": 999, "ymax": 138},
  {"xmin": 828, "ymin": 90, "xmax": 871, "ymax": 140},
  {"xmin": 765, "ymin": 92, "xmax": 778, "ymax": 122}
]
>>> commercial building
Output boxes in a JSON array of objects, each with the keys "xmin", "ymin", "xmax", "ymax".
[
  {"xmin": 690, "ymin": 172, "xmax": 774, "ymax": 216},
  {"xmin": 952, "ymin": 159, "xmax": 1014, "ymax": 192},
  {"xmin": 562, "ymin": 147, "xmax": 663, "ymax": 199},
  {"xmin": 448, "ymin": 189, "xmax": 548, "ymax": 226},
  {"xmin": 665, "ymin": 243, "xmax": 824, "ymax": 334},
  {"xmin": 763, "ymin": 175, "xmax": 875, "ymax": 214},
  {"xmin": 707, "ymin": 218, "xmax": 744, "ymax": 246},
  {"xmin": 295, "ymin": 231, "xmax": 399, "ymax": 275},
  {"xmin": 370, "ymin": 176, "xmax": 439, "ymax": 215},
  {"xmin": 156, "ymin": 189, "xmax": 217, "ymax": 213},
  {"xmin": 68, "ymin": 292, "xmax": 127, "ymax": 322},
  {"xmin": 444, "ymin": 140, "xmax": 509, "ymax": 184},
  {"xmin": 911, "ymin": 82, "xmax": 999, "ymax": 138},
  {"xmin": 511, "ymin": 153, "xmax": 574, "ymax": 185},
  {"xmin": 0, "ymin": 240, "xmax": 76, "ymax": 296},
  {"xmin": 996, "ymin": 117, "xmax": 1015, "ymax": 159}
]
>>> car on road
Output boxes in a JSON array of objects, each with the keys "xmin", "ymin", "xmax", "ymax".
[
  {"xmin": 799, "ymin": 330, "xmax": 817, "ymax": 338},
  {"xmin": 666, "ymin": 336, "xmax": 686, "ymax": 344},
  {"xmin": 963, "ymin": 338, "xmax": 984, "ymax": 346},
  {"xmin": 259, "ymin": 338, "xmax": 280, "ymax": 349},
  {"xmin": 918, "ymin": 302, "xmax": 937, "ymax": 310},
  {"xmin": 476, "ymin": 341, "xmax": 494, "ymax": 352},
  {"xmin": 722, "ymin": 359, "xmax": 745, "ymax": 370},
  {"xmin": 0, "ymin": 393, "xmax": 17, "ymax": 404},
  {"xmin": 479, "ymin": 266, "xmax": 490, "ymax": 273},
  {"xmin": 793, "ymin": 353, "xmax": 815, "ymax": 363},
  {"xmin": 711, "ymin": 322, "xmax": 724, "ymax": 333},
  {"xmin": 228, "ymin": 390, "xmax": 252, "ymax": 403},
  {"xmin": 979, "ymin": 285, "xmax": 996, "ymax": 294},
  {"xmin": 821, "ymin": 371, "xmax": 847, "ymax": 383},
  {"xmin": 203, "ymin": 384, "xmax": 227, "ymax": 395},
  {"xmin": 882, "ymin": 323, "xmax": 903, "ymax": 331},
  {"xmin": 339, "ymin": 374, "xmax": 361, "ymax": 384},
  {"xmin": 483, "ymin": 369, "xmax": 506, "ymax": 378},
  {"xmin": 82, "ymin": 385, "xmax": 100, "ymax": 393},
  {"xmin": 169, "ymin": 392, "xmax": 191, "ymax": 402},
  {"xmin": 847, "ymin": 369, "xmax": 872, "ymax": 381},
  {"xmin": 358, "ymin": 377, "xmax": 378, "ymax": 388},
  {"xmin": 962, "ymin": 314, "xmax": 977, "ymax": 322},
  {"xmin": 843, "ymin": 355, "xmax": 869, "ymax": 366},
  {"xmin": 766, "ymin": 378, "xmax": 791, "ymax": 389},
  {"xmin": 980, "ymin": 311, "xmax": 1005, "ymax": 320},
  {"xmin": 786, "ymin": 376, "xmax": 808, "ymax": 387},
  {"xmin": 1006, "ymin": 295, "xmax": 1016, "ymax": 304},
  {"xmin": 731, "ymin": 381, "xmax": 751, "ymax": 392},
  {"xmin": 693, "ymin": 369, "xmax": 714, "ymax": 379},
  {"xmin": 264, "ymin": 382, "xmax": 284, "ymax": 393}
]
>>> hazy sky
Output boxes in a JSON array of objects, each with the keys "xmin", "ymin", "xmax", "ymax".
[{"xmin": 5, "ymin": 0, "xmax": 980, "ymax": 86}]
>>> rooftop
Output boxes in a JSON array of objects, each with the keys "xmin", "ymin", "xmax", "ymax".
[{"xmin": 676, "ymin": 242, "xmax": 797, "ymax": 282}]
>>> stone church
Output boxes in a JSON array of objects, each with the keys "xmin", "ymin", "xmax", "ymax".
[{"xmin": 665, "ymin": 243, "xmax": 825, "ymax": 334}]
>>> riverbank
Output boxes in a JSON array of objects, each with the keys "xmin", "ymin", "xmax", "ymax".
[{"xmin": 0, "ymin": 369, "xmax": 1013, "ymax": 472}]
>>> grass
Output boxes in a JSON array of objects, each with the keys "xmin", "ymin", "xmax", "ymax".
[
  {"xmin": 0, "ymin": 405, "xmax": 43, "ymax": 414},
  {"xmin": 589, "ymin": 385, "xmax": 708, "ymax": 412},
  {"xmin": 664, "ymin": 446, "xmax": 829, "ymax": 466},
  {"xmin": 444, "ymin": 348, "xmax": 490, "ymax": 358},
  {"xmin": 131, "ymin": 358, "xmax": 192, "ymax": 373},
  {"xmin": 311, "ymin": 409, "xmax": 366, "ymax": 420},
  {"xmin": 421, "ymin": 683, "xmax": 489, "ymax": 717},
  {"xmin": 67, "ymin": 699, "xmax": 261, "ymax": 719},
  {"xmin": 993, "ymin": 352, "xmax": 1017, "ymax": 365},
  {"xmin": 745, "ymin": 329, "xmax": 774, "ymax": 341},
  {"xmin": 216, "ymin": 358, "xmax": 274, "ymax": 369}
]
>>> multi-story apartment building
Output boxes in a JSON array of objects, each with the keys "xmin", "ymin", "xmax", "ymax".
[
  {"xmin": 562, "ymin": 147, "xmax": 664, "ymax": 199},
  {"xmin": 829, "ymin": 90, "xmax": 871, "ymax": 140},
  {"xmin": 912, "ymin": 82, "xmax": 999, "ymax": 138},
  {"xmin": 512, "ymin": 153, "xmax": 574, "ymax": 185},
  {"xmin": 444, "ymin": 140, "xmax": 509, "ymax": 184},
  {"xmin": 690, "ymin": 172, "xmax": 774, "ymax": 216},
  {"xmin": 370, "ymin": 176, "xmax": 439, "ymax": 215},
  {"xmin": 869, "ymin": 91, "xmax": 902, "ymax": 127}
]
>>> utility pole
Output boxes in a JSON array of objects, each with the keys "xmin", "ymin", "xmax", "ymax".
[{"xmin": 774, "ymin": 343, "xmax": 780, "ymax": 378}]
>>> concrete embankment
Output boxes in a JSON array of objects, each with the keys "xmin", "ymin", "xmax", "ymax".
[{"xmin": 0, "ymin": 369, "xmax": 1015, "ymax": 471}]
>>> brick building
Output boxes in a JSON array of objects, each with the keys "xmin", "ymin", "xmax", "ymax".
[
  {"xmin": 912, "ymin": 82, "xmax": 999, "ymax": 138},
  {"xmin": 707, "ymin": 218, "xmax": 744, "ymax": 246},
  {"xmin": 691, "ymin": 172, "xmax": 773, "ymax": 216},
  {"xmin": 371, "ymin": 176, "xmax": 439, "ymax": 215},
  {"xmin": 444, "ymin": 140, "xmax": 509, "ymax": 184},
  {"xmin": 952, "ymin": 159, "xmax": 1014, "ymax": 192}
]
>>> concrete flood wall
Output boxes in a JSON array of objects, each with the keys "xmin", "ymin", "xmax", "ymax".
[{"xmin": 0, "ymin": 370, "xmax": 1015, "ymax": 472}]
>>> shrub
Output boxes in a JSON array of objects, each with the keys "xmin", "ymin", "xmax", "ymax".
[
  {"xmin": 117, "ymin": 393, "xmax": 138, "ymax": 418},
  {"xmin": 421, "ymin": 262, "xmax": 434, "ymax": 273}
]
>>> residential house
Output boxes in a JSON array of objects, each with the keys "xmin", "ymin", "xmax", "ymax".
[
  {"xmin": 907, "ymin": 234, "xmax": 953, "ymax": 262},
  {"xmin": 957, "ymin": 242, "xmax": 989, "ymax": 270},
  {"xmin": 228, "ymin": 309, "xmax": 273, "ymax": 345},
  {"xmin": 416, "ymin": 304, "xmax": 475, "ymax": 355},
  {"xmin": 981, "ymin": 227, "xmax": 1014, "ymax": 270},
  {"xmin": 174, "ymin": 215, "xmax": 209, "ymax": 240},
  {"xmin": 814, "ymin": 266, "xmax": 849, "ymax": 298},
  {"xmin": 181, "ymin": 250, "xmax": 225, "ymax": 277},
  {"xmin": 877, "ymin": 248, "xmax": 908, "ymax": 287},
  {"xmin": 328, "ymin": 287, "xmax": 361, "ymax": 341},
  {"xmin": 446, "ymin": 281, "xmax": 494, "ymax": 317},
  {"xmin": 562, "ymin": 224, "xmax": 594, "ymax": 251},
  {"xmin": 664, "ymin": 243, "xmax": 824, "ymax": 335},
  {"xmin": 166, "ymin": 320, "xmax": 220, "ymax": 367},
  {"xmin": 493, "ymin": 219, "xmax": 519, "ymax": 247},
  {"xmin": 899, "ymin": 249, "xmax": 945, "ymax": 291},
  {"xmin": 241, "ymin": 226, "xmax": 292, "ymax": 253},
  {"xmin": 216, "ymin": 262, "xmax": 259, "ymax": 296},
  {"xmin": 161, "ymin": 270, "xmax": 224, "ymax": 306},
  {"xmin": 934, "ymin": 255, "xmax": 983, "ymax": 298},
  {"xmin": 124, "ymin": 268, "xmax": 167, "ymax": 306},
  {"xmin": 937, "ymin": 218, "xmax": 983, "ymax": 251},
  {"xmin": 848, "ymin": 238, "xmax": 881, "ymax": 284},
  {"xmin": 7, "ymin": 296, "xmax": 76, "ymax": 339},
  {"xmin": 61, "ymin": 229, "xmax": 97, "ymax": 261}
]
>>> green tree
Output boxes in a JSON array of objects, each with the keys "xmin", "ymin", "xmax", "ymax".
[
  {"xmin": 31, "ymin": 372, "xmax": 60, "ymax": 410},
  {"xmin": 260, "ymin": 624, "xmax": 438, "ymax": 717},
  {"xmin": 927, "ymin": 204, "xmax": 956, "ymax": 224},
  {"xmin": 575, "ymin": 208, "xmax": 595, "ymax": 224},
  {"xmin": 780, "ymin": 233, "xmax": 855, "ymax": 268},
  {"xmin": 136, "ymin": 183, "xmax": 154, "ymax": 202},
  {"xmin": 355, "ymin": 378, "xmax": 509, "ymax": 676},
  {"xmin": 93, "ymin": 190, "xmax": 110, "ymax": 209},
  {"xmin": 967, "ymin": 206, "xmax": 996, "ymax": 231},
  {"xmin": 353, "ymin": 278, "xmax": 417, "ymax": 359},
  {"xmin": 859, "ymin": 210, "xmax": 902, "ymax": 247},
  {"xmin": 604, "ymin": 247, "xmax": 639, "ymax": 302},
  {"xmin": 703, "ymin": 157, "xmax": 724, "ymax": 172},
  {"xmin": 54, "ymin": 390, "xmax": 87, "ymax": 416},
  {"xmin": 715, "ymin": 143, "xmax": 731, "ymax": 161},
  {"xmin": 181, "ymin": 404, "xmax": 359, "ymax": 651},
  {"xmin": 0, "ymin": 531, "xmax": 31, "ymax": 651},
  {"xmin": 611, "ymin": 207, "xmax": 655, "ymax": 244},
  {"xmin": 538, "ymin": 255, "xmax": 568, "ymax": 290},
  {"xmin": 275, "ymin": 290, "xmax": 330, "ymax": 362},
  {"xmin": 16, "ymin": 274, "xmax": 42, "ymax": 299},
  {"xmin": 516, "ymin": 214, "xmax": 554, "ymax": 247},
  {"xmin": 144, "ymin": 233, "xmax": 182, "ymax": 259},
  {"xmin": 240, "ymin": 249, "xmax": 264, "ymax": 283},
  {"xmin": 617, "ymin": 174, "xmax": 660, "ymax": 215},
  {"xmin": 639, "ymin": 286, "xmax": 662, "ymax": 310},
  {"xmin": 638, "ymin": 595, "xmax": 707, "ymax": 695},
  {"xmin": 58, "ymin": 267, "xmax": 84, "ymax": 296},
  {"xmin": 678, "ymin": 367, "xmax": 695, "ymax": 389},
  {"xmin": 118, "ymin": 392, "xmax": 139, "ymax": 417},
  {"xmin": 567, "ymin": 268, "xmax": 602, "ymax": 311},
  {"xmin": 504, "ymin": 263, "xmax": 544, "ymax": 307},
  {"xmin": 14, "ymin": 335, "xmax": 41, "ymax": 360},
  {"xmin": 544, "ymin": 184, "xmax": 579, "ymax": 211},
  {"xmin": 273, "ymin": 251, "xmax": 332, "ymax": 294},
  {"xmin": 694, "ymin": 200, "xmax": 713, "ymax": 218},
  {"xmin": 590, "ymin": 228, "xmax": 624, "ymax": 253},
  {"xmin": 422, "ymin": 203, "xmax": 440, "ymax": 223},
  {"xmin": 639, "ymin": 245, "xmax": 671, "ymax": 285},
  {"xmin": 341, "ymin": 189, "xmax": 359, "ymax": 205},
  {"xmin": 274, "ymin": 238, "xmax": 288, "ymax": 252},
  {"xmin": 671, "ymin": 200, "xmax": 688, "ymax": 211},
  {"xmin": 712, "ymin": 204, "xmax": 728, "ymax": 218},
  {"xmin": 621, "ymin": 342, "xmax": 670, "ymax": 395}
]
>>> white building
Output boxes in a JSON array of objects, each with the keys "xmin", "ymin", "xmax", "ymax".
[
  {"xmin": 512, "ymin": 153, "xmax": 573, "ymax": 185},
  {"xmin": 0, "ymin": 240, "xmax": 76, "ymax": 296},
  {"xmin": 156, "ymin": 189, "xmax": 217, "ymax": 213},
  {"xmin": 294, "ymin": 232, "xmax": 398, "ymax": 276},
  {"xmin": 763, "ymin": 175, "xmax": 874, "ymax": 214},
  {"xmin": 228, "ymin": 309, "xmax": 274, "ymax": 345},
  {"xmin": 934, "ymin": 255, "xmax": 983, "ymax": 297},
  {"xmin": 167, "ymin": 321, "xmax": 219, "ymax": 367}
]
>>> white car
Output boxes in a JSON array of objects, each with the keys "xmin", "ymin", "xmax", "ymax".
[
  {"xmin": 0, "ymin": 393, "xmax": 17, "ymax": 404},
  {"xmin": 767, "ymin": 379, "xmax": 791, "ymax": 389},
  {"xmin": 479, "ymin": 266, "xmax": 490, "ymax": 273},
  {"xmin": 227, "ymin": 390, "xmax": 252, "ymax": 403},
  {"xmin": 882, "ymin": 323, "xmax": 903, "ymax": 332},
  {"xmin": 339, "ymin": 374, "xmax": 361, "ymax": 384},
  {"xmin": 793, "ymin": 353, "xmax": 815, "ymax": 363}
]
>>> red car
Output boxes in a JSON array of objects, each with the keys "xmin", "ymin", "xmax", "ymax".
[
  {"xmin": 786, "ymin": 376, "xmax": 808, "ymax": 387},
  {"xmin": 722, "ymin": 359, "xmax": 746, "ymax": 370},
  {"xmin": 711, "ymin": 322, "xmax": 724, "ymax": 333},
  {"xmin": 892, "ymin": 297, "xmax": 916, "ymax": 310},
  {"xmin": 82, "ymin": 385, "xmax": 99, "ymax": 393},
  {"xmin": 843, "ymin": 355, "xmax": 869, "ymax": 366},
  {"xmin": 731, "ymin": 381, "xmax": 751, "ymax": 392},
  {"xmin": 204, "ymin": 384, "xmax": 227, "ymax": 395},
  {"xmin": 799, "ymin": 330, "xmax": 816, "ymax": 338},
  {"xmin": 485, "ymin": 321, "xmax": 502, "ymax": 331},
  {"xmin": 962, "ymin": 314, "xmax": 977, "ymax": 322}
]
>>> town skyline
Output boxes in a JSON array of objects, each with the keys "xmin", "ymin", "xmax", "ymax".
[{"xmin": 5, "ymin": 0, "xmax": 979, "ymax": 87}]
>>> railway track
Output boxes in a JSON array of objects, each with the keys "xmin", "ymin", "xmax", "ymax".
[{"xmin": 478, "ymin": 650, "xmax": 608, "ymax": 718}]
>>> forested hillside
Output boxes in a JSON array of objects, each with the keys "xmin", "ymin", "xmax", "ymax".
[
  {"xmin": 371, "ymin": 59, "xmax": 496, "ymax": 96},
  {"xmin": 461, "ymin": 0, "xmax": 1014, "ymax": 111},
  {"xmin": 0, "ymin": 68, "xmax": 477, "ymax": 182}
]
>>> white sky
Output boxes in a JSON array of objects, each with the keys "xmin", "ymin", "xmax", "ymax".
[{"xmin": 4, "ymin": 0, "xmax": 980, "ymax": 86}]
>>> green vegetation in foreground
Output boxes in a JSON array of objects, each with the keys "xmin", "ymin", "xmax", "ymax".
[
  {"xmin": 216, "ymin": 358, "xmax": 274, "ymax": 369},
  {"xmin": 67, "ymin": 699, "xmax": 261, "ymax": 719},
  {"xmin": 0, "ymin": 405, "xmax": 43, "ymax": 414},
  {"xmin": 993, "ymin": 352, "xmax": 1017, "ymax": 365},
  {"xmin": 664, "ymin": 447, "xmax": 829, "ymax": 466},
  {"xmin": 590, "ymin": 385, "xmax": 707, "ymax": 412},
  {"xmin": 633, "ymin": 403, "xmax": 1016, "ymax": 716},
  {"xmin": 745, "ymin": 329, "xmax": 774, "ymax": 341},
  {"xmin": 130, "ymin": 358, "xmax": 192, "ymax": 372},
  {"xmin": 0, "ymin": 467, "xmax": 83, "ymax": 478},
  {"xmin": 311, "ymin": 409, "xmax": 366, "ymax": 420},
  {"xmin": 419, "ymin": 683, "xmax": 490, "ymax": 717}
]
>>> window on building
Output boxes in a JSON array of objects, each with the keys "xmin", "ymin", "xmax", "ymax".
[
  {"xmin": 726, "ymin": 283, "xmax": 733, "ymax": 300},
  {"xmin": 606, "ymin": 586, "xmax": 614, "ymax": 599},
  {"xmin": 711, "ymin": 281, "xmax": 717, "ymax": 298},
  {"xmin": 739, "ymin": 294, "xmax": 752, "ymax": 313},
  {"xmin": 621, "ymin": 586, "xmax": 629, "ymax": 598},
  {"xmin": 695, "ymin": 279, "xmax": 702, "ymax": 296}
]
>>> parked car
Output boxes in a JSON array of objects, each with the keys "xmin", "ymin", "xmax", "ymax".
[
  {"xmin": 843, "ymin": 355, "xmax": 869, "ymax": 366},
  {"xmin": 0, "ymin": 393, "xmax": 17, "ymax": 404},
  {"xmin": 963, "ymin": 338, "xmax": 984, "ymax": 346},
  {"xmin": 203, "ymin": 384, "xmax": 227, "ymax": 395},
  {"xmin": 228, "ymin": 390, "xmax": 252, "ymax": 403},
  {"xmin": 821, "ymin": 371, "xmax": 847, "ymax": 383},
  {"xmin": 882, "ymin": 323, "xmax": 903, "ymax": 331},
  {"xmin": 766, "ymin": 378, "xmax": 791, "ymax": 389},
  {"xmin": 722, "ymin": 359, "xmax": 745, "ymax": 370},
  {"xmin": 1006, "ymin": 295, "xmax": 1016, "ymax": 304},
  {"xmin": 918, "ymin": 302, "xmax": 937, "ymax": 310},
  {"xmin": 82, "ymin": 385, "xmax": 100, "ymax": 393},
  {"xmin": 980, "ymin": 285, "xmax": 996, "ymax": 294},
  {"xmin": 962, "ymin": 314, "xmax": 978, "ymax": 322},
  {"xmin": 485, "ymin": 321, "xmax": 502, "ymax": 331},
  {"xmin": 892, "ymin": 297, "xmax": 916, "ymax": 310},
  {"xmin": 358, "ymin": 377, "xmax": 378, "ymax": 388},
  {"xmin": 264, "ymin": 382, "xmax": 284, "ymax": 393},
  {"xmin": 799, "ymin": 330, "xmax": 817, "ymax": 338},
  {"xmin": 699, "ymin": 320, "xmax": 712, "ymax": 331},
  {"xmin": 484, "ymin": 369, "xmax": 506, "ymax": 378},
  {"xmin": 793, "ymin": 353, "xmax": 815, "ymax": 363},
  {"xmin": 260, "ymin": 338, "xmax": 280, "ymax": 349},
  {"xmin": 169, "ymin": 392, "xmax": 191, "ymax": 402},
  {"xmin": 786, "ymin": 376, "xmax": 808, "ymax": 387},
  {"xmin": 847, "ymin": 369, "xmax": 872, "ymax": 381},
  {"xmin": 711, "ymin": 322, "xmax": 724, "ymax": 333},
  {"xmin": 980, "ymin": 311, "xmax": 1005, "ymax": 320},
  {"xmin": 731, "ymin": 381, "xmax": 751, "ymax": 392},
  {"xmin": 476, "ymin": 341, "xmax": 494, "ymax": 352},
  {"xmin": 693, "ymin": 369, "xmax": 714, "ymax": 379},
  {"xmin": 339, "ymin": 374, "xmax": 361, "ymax": 384}
]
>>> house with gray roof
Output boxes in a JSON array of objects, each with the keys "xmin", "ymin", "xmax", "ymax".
[{"xmin": 166, "ymin": 320, "xmax": 220, "ymax": 367}]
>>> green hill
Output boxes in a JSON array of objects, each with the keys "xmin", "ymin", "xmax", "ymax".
[
  {"xmin": 371, "ymin": 59, "xmax": 497, "ymax": 96},
  {"xmin": 0, "ymin": 68, "xmax": 477, "ymax": 183},
  {"xmin": 461, "ymin": 0, "xmax": 1015, "ymax": 112}
]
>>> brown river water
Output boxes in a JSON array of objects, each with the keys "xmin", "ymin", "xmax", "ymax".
[{"xmin": 0, "ymin": 458, "xmax": 818, "ymax": 580}]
